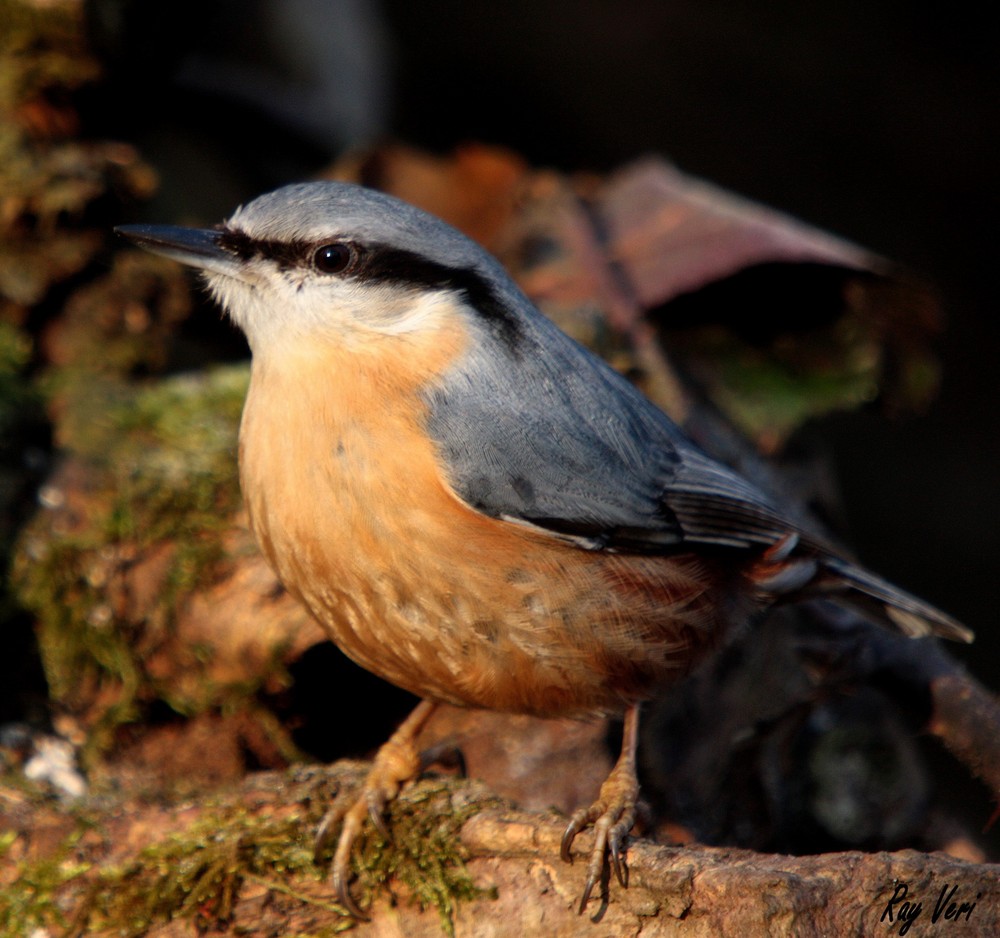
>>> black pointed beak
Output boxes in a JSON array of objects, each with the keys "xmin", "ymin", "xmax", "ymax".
[{"xmin": 115, "ymin": 224, "xmax": 241, "ymax": 278}]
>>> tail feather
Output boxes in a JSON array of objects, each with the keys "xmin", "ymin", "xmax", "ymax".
[{"xmin": 822, "ymin": 556, "xmax": 974, "ymax": 643}]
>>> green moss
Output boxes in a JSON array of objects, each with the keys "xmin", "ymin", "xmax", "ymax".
[
  {"xmin": 88, "ymin": 364, "xmax": 249, "ymax": 556},
  {"xmin": 0, "ymin": 823, "xmax": 92, "ymax": 937},
  {"xmin": 677, "ymin": 314, "xmax": 883, "ymax": 444},
  {"xmin": 340, "ymin": 778, "xmax": 499, "ymax": 935},
  {"xmin": 84, "ymin": 804, "xmax": 349, "ymax": 934},
  {"xmin": 12, "ymin": 364, "xmax": 251, "ymax": 751},
  {"xmin": 1, "ymin": 772, "xmax": 494, "ymax": 936}
]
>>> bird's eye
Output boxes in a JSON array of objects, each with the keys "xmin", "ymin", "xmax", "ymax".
[{"xmin": 313, "ymin": 242, "xmax": 353, "ymax": 274}]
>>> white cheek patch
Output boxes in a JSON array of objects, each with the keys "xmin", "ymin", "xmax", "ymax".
[
  {"xmin": 277, "ymin": 280, "xmax": 461, "ymax": 338},
  {"xmin": 204, "ymin": 261, "xmax": 467, "ymax": 349},
  {"xmin": 363, "ymin": 288, "xmax": 459, "ymax": 335}
]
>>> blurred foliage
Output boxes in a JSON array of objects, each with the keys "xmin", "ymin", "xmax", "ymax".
[
  {"xmin": 0, "ymin": 0, "xmax": 210, "ymax": 750},
  {"xmin": 0, "ymin": 321, "xmax": 41, "ymax": 618},
  {"xmin": 657, "ymin": 268, "xmax": 944, "ymax": 449},
  {"xmin": 0, "ymin": 321, "xmax": 32, "ymax": 419},
  {"xmin": 676, "ymin": 315, "xmax": 882, "ymax": 448},
  {"xmin": 0, "ymin": 0, "xmax": 156, "ymax": 316}
]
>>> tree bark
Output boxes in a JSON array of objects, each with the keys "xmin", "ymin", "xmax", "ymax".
[{"xmin": 4, "ymin": 764, "xmax": 996, "ymax": 936}]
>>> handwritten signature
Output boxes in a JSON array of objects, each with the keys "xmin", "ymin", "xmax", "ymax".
[{"xmin": 881, "ymin": 882, "xmax": 981, "ymax": 935}]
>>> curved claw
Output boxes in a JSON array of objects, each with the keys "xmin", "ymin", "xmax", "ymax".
[
  {"xmin": 417, "ymin": 739, "xmax": 467, "ymax": 778},
  {"xmin": 578, "ymin": 819, "xmax": 610, "ymax": 914},
  {"xmin": 608, "ymin": 831, "xmax": 627, "ymax": 888},
  {"xmin": 367, "ymin": 791, "xmax": 392, "ymax": 841},
  {"xmin": 313, "ymin": 800, "xmax": 346, "ymax": 861},
  {"xmin": 323, "ymin": 793, "xmax": 373, "ymax": 919},
  {"xmin": 578, "ymin": 868, "xmax": 601, "ymax": 916},
  {"xmin": 332, "ymin": 854, "xmax": 370, "ymax": 921},
  {"xmin": 560, "ymin": 810, "xmax": 589, "ymax": 863}
]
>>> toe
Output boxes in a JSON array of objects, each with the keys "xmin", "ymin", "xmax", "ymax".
[{"xmin": 561, "ymin": 804, "xmax": 598, "ymax": 863}]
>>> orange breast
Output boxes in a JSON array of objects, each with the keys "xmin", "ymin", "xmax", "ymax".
[{"xmin": 238, "ymin": 330, "xmax": 746, "ymax": 718}]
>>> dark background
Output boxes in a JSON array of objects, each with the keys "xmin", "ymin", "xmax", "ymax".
[{"xmin": 98, "ymin": 0, "xmax": 998, "ymax": 680}]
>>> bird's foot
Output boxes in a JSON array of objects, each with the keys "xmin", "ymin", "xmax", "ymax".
[
  {"xmin": 560, "ymin": 705, "xmax": 641, "ymax": 914},
  {"xmin": 314, "ymin": 699, "xmax": 437, "ymax": 919}
]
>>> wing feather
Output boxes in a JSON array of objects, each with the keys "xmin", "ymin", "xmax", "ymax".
[
  {"xmin": 426, "ymin": 305, "xmax": 798, "ymax": 555},
  {"xmin": 423, "ymin": 296, "xmax": 971, "ymax": 643}
]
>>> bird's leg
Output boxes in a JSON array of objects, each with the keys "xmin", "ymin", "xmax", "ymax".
[
  {"xmin": 561, "ymin": 704, "xmax": 641, "ymax": 914},
  {"xmin": 315, "ymin": 698, "xmax": 438, "ymax": 919}
]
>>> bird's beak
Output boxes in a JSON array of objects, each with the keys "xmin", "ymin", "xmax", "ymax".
[{"xmin": 115, "ymin": 224, "xmax": 243, "ymax": 280}]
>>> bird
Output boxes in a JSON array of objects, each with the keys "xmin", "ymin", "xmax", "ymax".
[{"xmin": 116, "ymin": 181, "xmax": 973, "ymax": 917}]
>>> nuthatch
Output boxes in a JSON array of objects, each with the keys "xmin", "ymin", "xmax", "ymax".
[{"xmin": 117, "ymin": 182, "xmax": 972, "ymax": 916}]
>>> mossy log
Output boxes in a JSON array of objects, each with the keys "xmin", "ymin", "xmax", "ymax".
[{"xmin": 3, "ymin": 764, "xmax": 997, "ymax": 937}]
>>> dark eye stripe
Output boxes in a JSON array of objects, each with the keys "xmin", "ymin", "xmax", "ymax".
[
  {"xmin": 216, "ymin": 228, "xmax": 309, "ymax": 269},
  {"xmin": 216, "ymin": 229, "xmax": 523, "ymax": 349}
]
